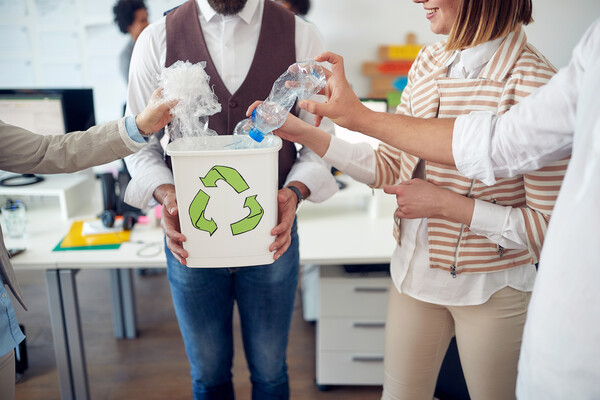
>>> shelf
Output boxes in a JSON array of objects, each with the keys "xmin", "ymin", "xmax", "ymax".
[{"xmin": 0, "ymin": 170, "xmax": 96, "ymax": 219}]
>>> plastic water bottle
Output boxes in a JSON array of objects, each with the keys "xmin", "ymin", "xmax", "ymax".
[
  {"xmin": 233, "ymin": 60, "xmax": 326, "ymax": 142},
  {"xmin": 2, "ymin": 199, "xmax": 26, "ymax": 238}
]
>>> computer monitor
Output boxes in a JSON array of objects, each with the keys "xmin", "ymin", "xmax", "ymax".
[
  {"xmin": 0, "ymin": 94, "xmax": 66, "ymax": 135},
  {"xmin": 333, "ymin": 98, "xmax": 388, "ymax": 149},
  {"xmin": 0, "ymin": 88, "xmax": 95, "ymax": 133},
  {"xmin": 0, "ymin": 88, "xmax": 95, "ymax": 186}
]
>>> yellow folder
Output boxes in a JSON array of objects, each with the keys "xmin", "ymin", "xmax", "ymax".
[{"xmin": 59, "ymin": 220, "xmax": 130, "ymax": 248}]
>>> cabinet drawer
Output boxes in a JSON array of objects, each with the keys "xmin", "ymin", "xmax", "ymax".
[
  {"xmin": 317, "ymin": 351, "xmax": 385, "ymax": 385},
  {"xmin": 320, "ymin": 281, "xmax": 390, "ymax": 318},
  {"xmin": 318, "ymin": 318, "xmax": 386, "ymax": 352}
]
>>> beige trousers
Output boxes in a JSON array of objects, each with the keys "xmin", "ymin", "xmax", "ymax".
[
  {"xmin": 382, "ymin": 286, "xmax": 530, "ymax": 400},
  {"xmin": 0, "ymin": 350, "xmax": 15, "ymax": 400}
]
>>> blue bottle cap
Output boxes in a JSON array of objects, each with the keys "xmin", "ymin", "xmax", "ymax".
[{"xmin": 249, "ymin": 128, "xmax": 264, "ymax": 142}]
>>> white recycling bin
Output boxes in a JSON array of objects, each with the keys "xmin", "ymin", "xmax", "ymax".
[{"xmin": 166, "ymin": 135, "xmax": 282, "ymax": 267}]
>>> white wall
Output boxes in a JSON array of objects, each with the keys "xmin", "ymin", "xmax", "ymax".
[
  {"xmin": 1, "ymin": 0, "xmax": 599, "ymax": 121},
  {"xmin": 307, "ymin": 0, "xmax": 600, "ymax": 97},
  {"xmin": 0, "ymin": 0, "xmax": 182, "ymax": 124}
]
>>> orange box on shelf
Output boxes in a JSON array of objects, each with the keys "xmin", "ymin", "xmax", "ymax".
[{"xmin": 377, "ymin": 60, "xmax": 413, "ymax": 75}]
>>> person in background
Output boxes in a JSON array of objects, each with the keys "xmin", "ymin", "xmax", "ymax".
[
  {"xmin": 295, "ymin": 17, "xmax": 600, "ymax": 399},
  {"xmin": 275, "ymin": 0, "xmax": 310, "ymax": 16},
  {"xmin": 123, "ymin": 0, "xmax": 337, "ymax": 399},
  {"xmin": 113, "ymin": 1, "xmax": 154, "ymax": 276},
  {"xmin": 253, "ymin": 0, "xmax": 568, "ymax": 398},
  {"xmin": 113, "ymin": 0, "xmax": 149, "ymax": 83},
  {"xmin": 0, "ymin": 88, "xmax": 176, "ymax": 400}
]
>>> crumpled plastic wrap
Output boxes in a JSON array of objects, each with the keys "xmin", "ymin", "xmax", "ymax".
[{"xmin": 157, "ymin": 60, "xmax": 222, "ymax": 139}]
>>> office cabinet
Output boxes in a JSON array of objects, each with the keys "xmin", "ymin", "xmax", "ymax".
[{"xmin": 317, "ymin": 265, "xmax": 391, "ymax": 387}]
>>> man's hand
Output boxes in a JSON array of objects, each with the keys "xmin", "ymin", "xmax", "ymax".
[
  {"xmin": 135, "ymin": 87, "xmax": 178, "ymax": 136},
  {"xmin": 158, "ymin": 185, "xmax": 188, "ymax": 265},
  {"xmin": 298, "ymin": 52, "xmax": 370, "ymax": 130},
  {"xmin": 269, "ymin": 188, "xmax": 298, "ymax": 260}
]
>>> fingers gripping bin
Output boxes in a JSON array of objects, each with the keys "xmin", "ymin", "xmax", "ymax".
[{"xmin": 166, "ymin": 136, "xmax": 282, "ymax": 268}]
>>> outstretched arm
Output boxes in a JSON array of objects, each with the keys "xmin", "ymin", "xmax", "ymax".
[
  {"xmin": 298, "ymin": 52, "xmax": 456, "ymax": 166},
  {"xmin": 0, "ymin": 87, "xmax": 176, "ymax": 175}
]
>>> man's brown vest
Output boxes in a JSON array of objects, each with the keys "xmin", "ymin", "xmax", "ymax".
[{"xmin": 165, "ymin": 0, "xmax": 299, "ymax": 188}]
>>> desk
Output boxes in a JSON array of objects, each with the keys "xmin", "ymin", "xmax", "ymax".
[
  {"xmin": 4, "ymin": 200, "xmax": 165, "ymax": 400},
  {"xmin": 5, "ymin": 175, "xmax": 397, "ymax": 400}
]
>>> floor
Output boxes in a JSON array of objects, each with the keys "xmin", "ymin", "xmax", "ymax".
[{"xmin": 12, "ymin": 268, "xmax": 382, "ymax": 400}]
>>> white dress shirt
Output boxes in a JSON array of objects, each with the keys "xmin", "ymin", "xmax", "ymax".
[
  {"xmin": 323, "ymin": 37, "xmax": 536, "ymax": 306},
  {"xmin": 124, "ymin": 0, "xmax": 337, "ymax": 209},
  {"xmin": 453, "ymin": 19, "xmax": 600, "ymax": 400}
]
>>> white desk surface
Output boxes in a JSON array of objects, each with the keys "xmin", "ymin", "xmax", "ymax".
[
  {"xmin": 4, "ymin": 202, "xmax": 166, "ymax": 271},
  {"xmin": 296, "ymin": 176, "xmax": 397, "ymax": 265},
  {"xmin": 5, "ymin": 175, "xmax": 397, "ymax": 270}
]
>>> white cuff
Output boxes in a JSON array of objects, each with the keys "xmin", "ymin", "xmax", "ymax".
[
  {"xmin": 469, "ymin": 199, "xmax": 511, "ymax": 239},
  {"xmin": 469, "ymin": 199, "xmax": 528, "ymax": 250},
  {"xmin": 284, "ymin": 162, "xmax": 338, "ymax": 203},
  {"xmin": 118, "ymin": 118, "xmax": 146, "ymax": 153},
  {"xmin": 123, "ymin": 173, "xmax": 174, "ymax": 209},
  {"xmin": 453, "ymin": 112, "xmax": 497, "ymax": 186},
  {"xmin": 323, "ymin": 136, "xmax": 376, "ymax": 185}
]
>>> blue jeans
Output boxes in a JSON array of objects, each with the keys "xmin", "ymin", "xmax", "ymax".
[{"xmin": 166, "ymin": 220, "xmax": 299, "ymax": 400}]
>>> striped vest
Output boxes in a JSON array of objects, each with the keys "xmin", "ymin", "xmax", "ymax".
[{"xmin": 373, "ymin": 27, "xmax": 569, "ymax": 275}]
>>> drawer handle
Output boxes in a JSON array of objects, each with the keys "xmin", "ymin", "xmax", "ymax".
[
  {"xmin": 352, "ymin": 355, "xmax": 384, "ymax": 362},
  {"xmin": 354, "ymin": 287, "xmax": 388, "ymax": 293},
  {"xmin": 353, "ymin": 322, "xmax": 385, "ymax": 328}
]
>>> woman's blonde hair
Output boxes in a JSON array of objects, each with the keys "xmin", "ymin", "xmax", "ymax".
[{"xmin": 446, "ymin": 0, "xmax": 533, "ymax": 51}]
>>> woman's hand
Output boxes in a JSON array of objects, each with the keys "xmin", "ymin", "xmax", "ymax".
[
  {"xmin": 245, "ymin": 100, "xmax": 332, "ymax": 156},
  {"xmin": 273, "ymin": 113, "xmax": 312, "ymax": 142},
  {"xmin": 384, "ymin": 179, "xmax": 444, "ymax": 220},
  {"xmin": 384, "ymin": 178, "xmax": 474, "ymax": 225},
  {"xmin": 298, "ymin": 52, "xmax": 370, "ymax": 131},
  {"xmin": 245, "ymin": 100, "xmax": 308, "ymax": 141}
]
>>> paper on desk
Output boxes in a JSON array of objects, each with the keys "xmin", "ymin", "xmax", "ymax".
[
  {"xmin": 81, "ymin": 219, "xmax": 124, "ymax": 236},
  {"xmin": 56, "ymin": 220, "xmax": 130, "ymax": 249}
]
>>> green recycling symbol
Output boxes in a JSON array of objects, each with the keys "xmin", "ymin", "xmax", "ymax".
[{"xmin": 188, "ymin": 165, "xmax": 264, "ymax": 236}]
